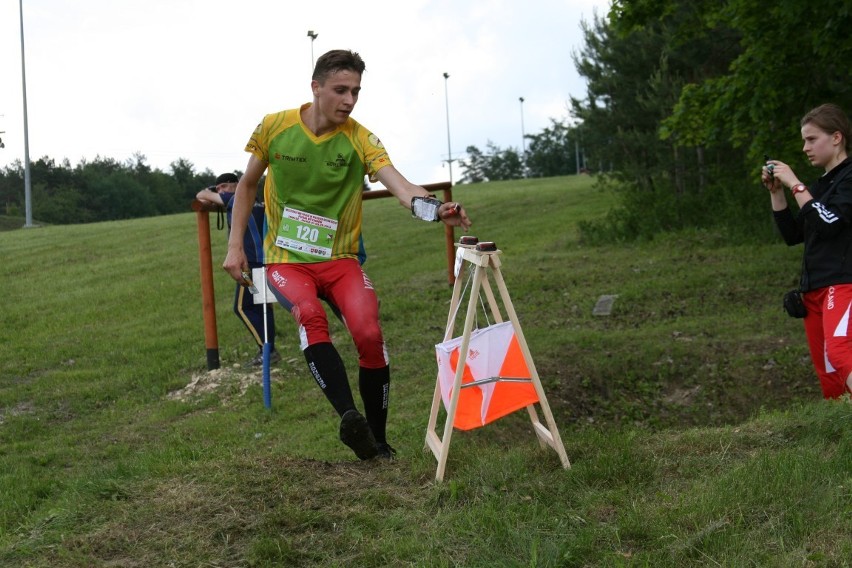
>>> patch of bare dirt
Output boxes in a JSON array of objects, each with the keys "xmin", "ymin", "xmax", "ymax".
[{"xmin": 168, "ymin": 358, "xmax": 301, "ymax": 404}]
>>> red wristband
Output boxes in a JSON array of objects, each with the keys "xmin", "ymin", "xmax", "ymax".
[{"xmin": 791, "ymin": 183, "xmax": 808, "ymax": 195}]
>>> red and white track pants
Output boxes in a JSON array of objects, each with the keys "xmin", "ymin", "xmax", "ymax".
[
  {"xmin": 803, "ymin": 284, "xmax": 852, "ymax": 398},
  {"xmin": 266, "ymin": 259, "xmax": 389, "ymax": 369}
]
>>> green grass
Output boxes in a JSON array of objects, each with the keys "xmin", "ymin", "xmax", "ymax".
[{"xmin": 0, "ymin": 175, "xmax": 849, "ymax": 567}]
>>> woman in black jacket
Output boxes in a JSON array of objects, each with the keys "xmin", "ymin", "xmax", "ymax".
[{"xmin": 763, "ymin": 103, "xmax": 852, "ymax": 399}]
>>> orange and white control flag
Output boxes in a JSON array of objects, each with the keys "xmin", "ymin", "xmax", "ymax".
[{"xmin": 435, "ymin": 322, "xmax": 539, "ymax": 431}]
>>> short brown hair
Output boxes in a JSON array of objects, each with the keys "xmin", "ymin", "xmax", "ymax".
[
  {"xmin": 801, "ymin": 103, "xmax": 851, "ymax": 151},
  {"xmin": 312, "ymin": 50, "xmax": 366, "ymax": 83}
]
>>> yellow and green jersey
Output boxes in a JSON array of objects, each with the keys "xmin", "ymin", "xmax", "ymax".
[{"xmin": 246, "ymin": 103, "xmax": 392, "ymax": 264}]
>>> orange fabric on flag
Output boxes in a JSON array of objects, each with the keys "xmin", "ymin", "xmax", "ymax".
[
  {"xmin": 483, "ymin": 333, "xmax": 539, "ymax": 424},
  {"xmin": 436, "ymin": 322, "xmax": 539, "ymax": 431},
  {"xmin": 447, "ymin": 348, "xmax": 485, "ymax": 430}
]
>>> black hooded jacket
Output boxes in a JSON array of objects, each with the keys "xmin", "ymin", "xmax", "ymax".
[{"xmin": 773, "ymin": 157, "xmax": 852, "ymax": 292}]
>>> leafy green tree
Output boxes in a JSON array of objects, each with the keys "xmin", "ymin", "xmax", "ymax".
[
  {"xmin": 0, "ymin": 160, "xmax": 24, "ymax": 216},
  {"xmin": 654, "ymin": 0, "xmax": 852, "ymax": 165},
  {"xmin": 458, "ymin": 145, "xmax": 487, "ymax": 184},
  {"xmin": 524, "ymin": 119, "xmax": 579, "ymax": 178},
  {"xmin": 32, "ymin": 182, "xmax": 92, "ymax": 225},
  {"xmin": 458, "ymin": 141, "xmax": 524, "ymax": 183},
  {"xmin": 170, "ymin": 158, "xmax": 199, "ymax": 203},
  {"xmin": 484, "ymin": 142, "xmax": 524, "ymax": 181},
  {"xmin": 571, "ymin": 13, "xmax": 705, "ymax": 191},
  {"xmin": 570, "ymin": 5, "xmax": 782, "ymax": 241},
  {"xmin": 572, "ymin": 0, "xmax": 851, "ymax": 242}
]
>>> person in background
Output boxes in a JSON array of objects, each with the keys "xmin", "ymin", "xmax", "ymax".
[
  {"xmin": 222, "ymin": 49, "xmax": 471, "ymax": 461},
  {"xmin": 764, "ymin": 103, "xmax": 852, "ymax": 399},
  {"xmin": 196, "ymin": 173, "xmax": 279, "ymax": 367}
]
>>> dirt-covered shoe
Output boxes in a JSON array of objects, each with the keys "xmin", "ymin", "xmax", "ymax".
[
  {"xmin": 375, "ymin": 443, "xmax": 397, "ymax": 460},
  {"xmin": 250, "ymin": 348, "xmax": 281, "ymax": 367},
  {"xmin": 339, "ymin": 409, "xmax": 379, "ymax": 460}
]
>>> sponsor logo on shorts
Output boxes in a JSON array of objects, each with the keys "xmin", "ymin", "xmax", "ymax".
[
  {"xmin": 271, "ymin": 269, "xmax": 287, "ymax": 288},
  {"xmin": 828, "ymin": 286, "xmax": 835, "ymax": 310},
  {"xmin": 362, "ymin": 271, "xmax": 374, "ymax": 290}
]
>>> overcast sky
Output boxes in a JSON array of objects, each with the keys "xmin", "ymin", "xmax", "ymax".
[{"xmin": 0, "ymin": 0, "xmax": 610, "ymax": 187}]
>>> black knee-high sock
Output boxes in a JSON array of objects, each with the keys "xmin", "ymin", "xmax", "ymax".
[
  {"xmin": 359, "ymin": 366, "xmax": 390, "ymax": 444},
  {"xmin": 303, "ymin": 343, "xmax": 356, "ymax": 417}
]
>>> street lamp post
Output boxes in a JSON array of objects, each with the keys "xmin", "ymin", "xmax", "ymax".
[
  {"xmin": 519, "ymin": 97, "xmax": 526, "ymax": 176},
  {"xmin": 307, "ymin": 30, "xmax": 318, "ymax": 71},
  {"xmin": 19, "ymin": 0, "xmax": 33, "ymax": 228},
  {"xmin": 443, "ymin": 72, "xmax": 455, "ymax": 184}
]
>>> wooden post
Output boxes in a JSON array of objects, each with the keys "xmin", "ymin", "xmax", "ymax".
[{"xmin": 191, "ymin": 200, "xmax": 220, "ymax": 370}]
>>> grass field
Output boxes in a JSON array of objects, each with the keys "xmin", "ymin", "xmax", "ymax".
[{"xmin": 0, "ymin": 175, "xmax": 849, "ymax": 566}]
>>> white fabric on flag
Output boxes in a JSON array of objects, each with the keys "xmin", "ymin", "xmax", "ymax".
[{"xmin": 435, "ymin": 321, "xmax": 517, "ymax": 426}]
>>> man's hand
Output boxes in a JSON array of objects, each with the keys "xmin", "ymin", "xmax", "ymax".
[
  {"xmin": 196, "ymin": 187, "xmax": 224, "ymax": 206},
  {"xmin": 438, "ymin": 201, "xmax": 472, "ymax": 231},
  {"xmin": 223, "ymin": 247, "xmax": 249, "ymax": 283},
  {"xmin": 223, "ymin": 154, "xmax": 267, "ymax": 282}
]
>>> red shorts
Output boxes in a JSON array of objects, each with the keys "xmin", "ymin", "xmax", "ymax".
[
  {"xmin": 266, "ymin": 259, "xmax": 388, "ymax": 369},
  {"xmin": 802, "ymin": 284, "xmax": 852, "ymax": 398}
]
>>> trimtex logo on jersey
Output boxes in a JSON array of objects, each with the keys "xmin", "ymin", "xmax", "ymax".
[
  {"xmin": 326, "ymin": 154, "xmax": 348, "ymax": 168},
  {"xmin": 274, "ymin": 152, "xmax": 307, "ymax": 163}
]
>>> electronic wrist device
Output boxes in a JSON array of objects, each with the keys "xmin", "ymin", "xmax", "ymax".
[{"xmin": 411, "ymin": 196, "xmax": 443, "ymax": 222}]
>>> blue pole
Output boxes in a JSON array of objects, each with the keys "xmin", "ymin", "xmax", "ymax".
[
  {"xmin": 261, "ymin": 266, "xmax": 271, "ymax": 409},
  {"xmin": 262, "ymin": 343, "xmax": 271, "ymax": 409}
]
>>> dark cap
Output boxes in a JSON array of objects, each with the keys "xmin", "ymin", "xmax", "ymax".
[{"xmin": 215, "ymin": 173, "xmax": 239, "ymax": 185}]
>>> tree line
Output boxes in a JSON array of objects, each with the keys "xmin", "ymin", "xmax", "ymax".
[
  {"xmin": 458, "ymin": 119, "xmax": 585, "ymax": 183},
  {"xmin": 0, "ymin": 153, "xmax": 222, "ymax": 225}
]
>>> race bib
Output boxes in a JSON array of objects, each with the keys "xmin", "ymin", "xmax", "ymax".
[{"xmin": 275, "ymin": 207, "xmax": 338, "ymax": 259}]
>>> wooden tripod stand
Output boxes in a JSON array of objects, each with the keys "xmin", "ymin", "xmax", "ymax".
[{"xmin": 425, "ymin": 243, "xmax": 570, "ymax": 481}]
